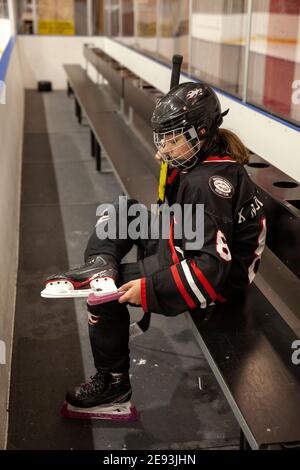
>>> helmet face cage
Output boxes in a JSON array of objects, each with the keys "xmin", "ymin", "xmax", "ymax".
[{"xmin": 153, "ymin": 126, "xmax": 201, "ymax": 170}]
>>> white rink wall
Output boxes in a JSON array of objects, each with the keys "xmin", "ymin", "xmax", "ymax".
[
  {"xmin": 0, "ymin": 19, "xmax": 11, "ymax": 57},
  {"xmin": 17, "ymin": 35, "xmax": 300, "ymax": 181},
  {"xmin": 102, "ymin": 37, "xmax": 300, "ymax": 183},
  {"xmin": 0, "ymin": 41, "xmax": 24, "ymax": 450},
  {"xmin": 17, "ymin": 36, "xmax": 105, "ymax": 89}
]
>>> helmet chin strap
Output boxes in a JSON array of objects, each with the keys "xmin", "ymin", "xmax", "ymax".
[
  {"xmin": 192, "ymin": 117, "xmax": 227, "ymax": 166},
  {"xmin": 193, "ymin": 109, "xmax": 230, "ymax": 165}
]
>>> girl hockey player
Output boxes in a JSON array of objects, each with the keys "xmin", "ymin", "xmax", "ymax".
[{"xmin": 41, "ymin": 82, "xmax": 266, "ymax": 420}]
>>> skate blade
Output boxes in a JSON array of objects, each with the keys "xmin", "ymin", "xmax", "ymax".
[
  {"xmin": 87, "ymin": 290, "xmax": 125, "ymax": 306},
  {"xmin": 41, "ymin": 289, "xmax": 91, "ymax": 298},
  {"xmin": 41, "ymin": 280, "xmax": 92, "ymax": 298},
  {"xmin": 60, "ymin": 400, "xmax": 138, "ymax": 421}
]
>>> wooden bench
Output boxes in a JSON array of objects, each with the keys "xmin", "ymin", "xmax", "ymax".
[
  {"xmin": 83, "ymin": 45, "xmax": 126, "ymax": 98},
  {"xmin": 63, "ymin": 62, "xmax": 158, "ymax": 208},
  {"xmin": 64, "ymin": 64, "xmax": 118, "ymax": 123}
]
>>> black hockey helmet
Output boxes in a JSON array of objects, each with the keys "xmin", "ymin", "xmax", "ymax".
[
  {"xmin": 151, "ymin": 81, "xmax": 226, "ymax": 136},
  {"xmin": 151, "ymin": 82, "xmax": 228, "ymax": 169}
]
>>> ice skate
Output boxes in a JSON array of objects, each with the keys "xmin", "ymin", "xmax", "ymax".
[
  {"xmin": 41, "ymin": 254, "xmax": 118, "ymax": 299},
  {"xmin": 61, "ymin": 371, "xmax": 138, "ymax": 421}
]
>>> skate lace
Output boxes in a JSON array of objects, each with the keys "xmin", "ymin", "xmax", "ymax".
[
  {"xmin": 86, "ymin": 256, "xmax": 98, "ymax": 266},
  {"xmin": 79, "ymin": 256, "xmax": 97, "ymax": 269},
  {"xmin": 79, "ymin": 371, "xmax": 106, "ymax": 398}
]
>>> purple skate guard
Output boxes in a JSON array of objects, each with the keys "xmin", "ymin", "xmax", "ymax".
[
  {"xmin": 60, "ymin": 401, "xmax": 139, "ymax": 421},
  {"xmin": 87, "ymin": 290, "xmax": 126, "ymax": 306}
]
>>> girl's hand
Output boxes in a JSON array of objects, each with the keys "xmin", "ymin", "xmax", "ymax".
[
  {"xmin": 154, "ymin": 152, "xmax": 162, "ymax": 161},
  {"xmin": 118, "ymin": 279, "xmax": 142, "ymax": 305}
]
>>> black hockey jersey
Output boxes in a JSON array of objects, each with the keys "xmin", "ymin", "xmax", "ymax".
[{"xmin": 139, "ymin": 156, "xmax": 266, "ymax": 316}]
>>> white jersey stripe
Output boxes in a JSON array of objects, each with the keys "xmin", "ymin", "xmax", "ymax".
[{"xmin": 181, "ymin": 260, "xmax": 207, "ymax": 308}]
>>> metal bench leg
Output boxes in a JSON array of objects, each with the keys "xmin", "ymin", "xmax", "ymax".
[
  {"xmin": 75, "ymin": 99, "xmax": 82, "ymax": 124},
  {"xmin": 95, "ymin": 142, "xmax": 102, "ymax": 172},
  {"xmin": 240, "ymin": 429, "xmax": 251, "ymax": 450},
  {"xmin": 90, "ymin": 130, "xmax": 96, "ymax": 158},
  {"xmin": 74, "ymin": 99, "xmax": 79, "ymax": 119},
  {"xmin": 67, "ymin": 81, "xmax": 73, "ymax": 97}
]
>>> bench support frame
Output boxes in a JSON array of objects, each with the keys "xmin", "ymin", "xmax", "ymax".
[
  {"xmin": 90, "ymin": 130, "xmax": 96, "ymax": 158},
  {"xmin": 75, "ymin": 99, "xmax": 82, "ymax": 124},
  {"xmin": 95, "ymin": 141, "xmax": 102, "ymax": 172},
  {"xmin": 67, "ymin": 81, "xmax": 73, "ymax": 97}
]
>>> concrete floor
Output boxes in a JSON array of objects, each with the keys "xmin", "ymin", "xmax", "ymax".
[{"xmin": 7, "ymin": 90, "xmax": 239, "ymax": 450}]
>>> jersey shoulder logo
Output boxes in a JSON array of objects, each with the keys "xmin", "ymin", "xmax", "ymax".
[{"xmin": 209, "ymin": 176, "xmax": 234, "ymax": 199}]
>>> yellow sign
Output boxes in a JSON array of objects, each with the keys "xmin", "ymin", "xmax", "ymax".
[{"xmin": 38, "ymin": 20, "xmax": 75, "ymax": 35}]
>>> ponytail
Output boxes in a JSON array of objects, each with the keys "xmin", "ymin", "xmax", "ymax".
[{"xmin": 218, "ymin": 128, "xmax": 249, "ymax": 165}]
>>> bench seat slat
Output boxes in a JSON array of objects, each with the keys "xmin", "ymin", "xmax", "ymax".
[
  {"xmin": 87, "ymin": 112, "xmax": 158, "ymax": 207},
  {"xmin": 64, "ymin": 64, "xmax": 157, "ymax": 207},
  {"xmin": 63, "ymin": 64, "xmax": 118, "ymax": 114}
]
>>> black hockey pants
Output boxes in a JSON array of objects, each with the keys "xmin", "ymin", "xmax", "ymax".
[{"xmin": 84, "ymin": 198, "xmax": 158, "ymax": 373}]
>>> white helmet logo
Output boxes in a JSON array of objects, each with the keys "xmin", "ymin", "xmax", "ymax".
[{"xmin": 186, "ymin": 88, "xmax": 203, "ymax": 100}]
